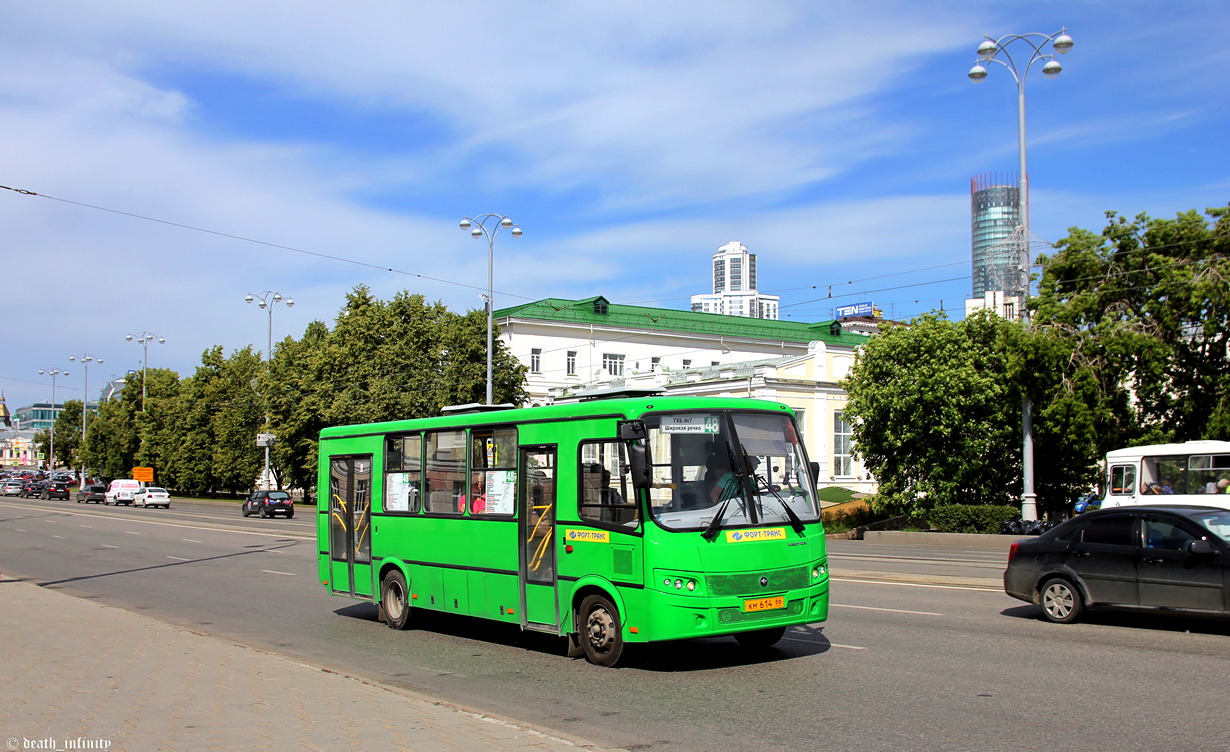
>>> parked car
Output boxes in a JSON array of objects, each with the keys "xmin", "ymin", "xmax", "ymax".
[
  {"xmin": 242, "ymin": 489, "xmax": 295, "ymax": 518},
  {"xmin": 105, "ymin": 479, "xmax": 141, "ymax": 506},
  {"xmin": 76, "ymin": 484, "xmax": 107, "ymax": 504},
  {"xmin": 132, "ymin": 486, "xmax": 171, "ymax": 508},
  {"xmin": 39, "ymin": 481, "xmax": 70, "ymax": 500},
  {"xmin": 1074, "ymin": 493, "xmax": 1101, "ymax": 514},
  {"xmin": 2, "ymin": 480, "xmax": 23, "ymax": 496},
  {"xmin": 1004, "ymin": 505, "xmax": 1230, "ymax": 624}
]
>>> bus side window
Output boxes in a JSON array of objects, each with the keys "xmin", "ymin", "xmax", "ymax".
[
  {"xmin": 578, "ymin": 441, "xmax": 638, "ymax": 526},
  {"xmin": 426, "ymin": 430, "xmax": 466, "ymax": 515},
  {"xmin": 1109, "ymin": 465, "xmax": 1135, "ymax": 495}
]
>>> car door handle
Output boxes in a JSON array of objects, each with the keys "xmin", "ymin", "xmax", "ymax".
[
  {"xmin": 1141, "ymin": 556, "xmax": 1164, "ymax": 565},
  {"xmin": 1071, "ymin": 551, "xmax": 1090, "ymax": 558}
]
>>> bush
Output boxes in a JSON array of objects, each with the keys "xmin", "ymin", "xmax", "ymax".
[
  {"xmin": 927, "ymin": 504, "xmax": 1020, "ymax": 534},
  {"xmin": 821, "ymin": 506, "xmax": 881, "ymax": 534}
]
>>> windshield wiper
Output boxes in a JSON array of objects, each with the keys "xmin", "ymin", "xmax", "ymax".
[
  {"xmin": 702, "ymin": 444, "xmax": 744, "ymax": 540},
  {"xmin": 756, "ymin": 474, "xmax": 805, "ymax": 536}
]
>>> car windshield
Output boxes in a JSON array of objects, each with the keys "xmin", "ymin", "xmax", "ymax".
[
  {"xmin": 1190, "ymin": 510, "xmax": 1230, "ymax": 542},
  {"xmin": 145, "ymin": 487, "xmax": 166, "ymax": 494},
  {"xmin": 642, "ymin": 410, "xmax": 819, "ymax": 533}
]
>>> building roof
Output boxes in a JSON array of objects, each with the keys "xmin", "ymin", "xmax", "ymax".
[{"xmin": 495, "ymin": 296, "xmax": 867, "ymax": 346}]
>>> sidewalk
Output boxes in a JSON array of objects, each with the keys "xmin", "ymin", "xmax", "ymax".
[{"xmin": 0, "ymin": 576, "xmax": 626, "ymax": 752}]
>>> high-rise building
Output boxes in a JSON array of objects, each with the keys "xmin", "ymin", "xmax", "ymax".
[
  {"xmin": 970, "ymin": 173, "xmax": 1022, "ymax": 299},
  {"xmin": 690, "ymin": 241, "xmax": 780, "ymax": 319}
]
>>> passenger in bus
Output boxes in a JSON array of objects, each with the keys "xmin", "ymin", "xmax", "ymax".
[
  {"xmin": 711, "ymin": 455, "xmax": 758, "ymax": 504},
  {"xmin": 459, "ymin": 476, "xmax": 486, "ymax": 514},
  {"xmin": 1219, "ymin": 478, "xmax": 1230, "ymax": 494},
  {"xmin": 597, "ymin": 465, "xmax": 623, "ymax": 505}
]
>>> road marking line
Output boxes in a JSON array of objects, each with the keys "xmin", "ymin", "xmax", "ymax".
[
  {"xmin": 181, "ymin": 539, "xmax": 202, "ymax": 543},
  {"xmin": 15, "ymin": 528, "xmax": 25, "ymax": 532},
  {"xmin": 831, "ymin": 604, "xmax": 942, "ymax": 616},
  {"xmin": 81, "ymin": 525, "xmax": 93, "ymax": 528},
  {"xmin": 832, "ymin": 577, "xmax": 1001, "ymax": 593},
  {"xmin": 166, "ymin": 556, "xmax": 191, "ymax": 561},
  {"xmin": 100, "ymin": 544, "xmax": 118, "ymax": 549},
  {"xmin": 125, "ymin": 531, "xmax": 141, "ymax": 535},
  {"xmin": 52, "ymin": 535, "xmax": 65, "ymax": 539},
  {"xmin": 0, "ymin": 500, "xmax": 313, "ymax": 541},
  {"xmin": 830, "ymin": 643, "xmax": 867, "ymax": 650},
  {"xmin": 262, "ymin": 570, "xmax": 297, "ymax": 576}
]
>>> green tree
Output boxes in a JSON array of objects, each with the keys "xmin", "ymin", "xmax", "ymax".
[
  {"xmin": 842, "ymin": 311, "xmax": 1024, "ymax": 516},
  {"xmin": 1032, "ymin": 205, "xmax": 1230, "ymax": 445},
  {"xmin": 52, "ymin": 400, "xmax": 84, "ymax": 473}
]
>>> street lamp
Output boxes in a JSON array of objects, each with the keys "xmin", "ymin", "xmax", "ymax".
[
  {"xmin": 245, "ymin": 291, "xmax": 294, "ymax": 362},
  {"xmin": 246, "ymin": 291, "xmax": 293, "ymax": 490},
  {"xmin": 459, "ymin": 214, "xmax": 522, "ymax": 405},
  {"xmin": 37, "ymin": 367, "xmax": 68, "ymax": 470},
  {"xmin": 125, "ymin": 331, "xmax": 165, "ymax": 411},
  {"xmin": 969, "ymin": 28, "xmax": 1073, "ymax": 522},
  {"xmin": 67, "ymin": 354, "xmax": 103, "ymax": 485}
]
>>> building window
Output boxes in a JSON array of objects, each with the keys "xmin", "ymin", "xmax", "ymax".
[
  {"xmin": 530, "ymin": 348, "xmax": 541, "ymax": 374},
  {"xmin": 711, "ymin": 361, "xmax": 720, "ymax": 366},
  {"xmin": 834, "ymin": 411, "xmax": 853, "ymax": 476},
  {"xmin": 714, "ymin": 259, "xmax": 726, "ymax": 292},
  {"xmin": 602, "ymin": 353, "xmax": 625, "ymax": 376},
  {"xmin": 682, "ymin": 359, "xmax": 691, "ymax": 369},
  {"xmin": 566, "ymin": 351, "xmax": 577, "ymax": 376},
  {"xmin": 651, "ymin": 356, "xmax": 661, "ymax": 370}
]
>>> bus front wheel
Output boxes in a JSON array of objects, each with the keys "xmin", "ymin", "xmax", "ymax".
[
  {"xmin": 579, "ymin": 595, "xmax": 625, "ymax": 667},
  {"xmin": 381, "ymin": 571, "xmax": 412, "ymax": 630}
]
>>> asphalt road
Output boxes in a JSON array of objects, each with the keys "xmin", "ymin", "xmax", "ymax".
[{"xmin": 3, "ymin": 496, "xmax": 1230, "ymax": 752}]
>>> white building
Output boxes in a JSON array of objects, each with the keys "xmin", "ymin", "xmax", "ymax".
[
  {"xmin": 690, "ymin": 241, "xmax": 780, "ymax": 320},
  {"xmin": 495, "ymin": 295, "xmax": 876, "ymax": 493}
]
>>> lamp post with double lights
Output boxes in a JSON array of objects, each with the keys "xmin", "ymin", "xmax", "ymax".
[
  {"xmin": 37, "ymin": 367, "xmax": 67, "ymax": 470},
  {"xmin": 968, "ymin": 28, "xmax": 1074, "ymax": 522},
  {"xmin": 125, "ymin": 331, "xmax": 165, "ymax": 412},
  {"xmin": 67, "ymin": 354, "xmax": 103, "ymax": 486},
  {"xmin": 458, "ymin": 214, "xmax": 522, "ymax": 405},
  {"xmin": 245, "ymin": 291, "xmax": 293, "ymax": 490}
]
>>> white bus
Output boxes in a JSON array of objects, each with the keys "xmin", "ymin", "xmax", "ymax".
[{"xmin": 1100, "ymin": 440, "xmax": 1230, "ymax": 511}]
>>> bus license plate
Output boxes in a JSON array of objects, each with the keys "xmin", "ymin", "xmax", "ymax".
[{"xmin": 744, "ymin": 596, "xmax": 785, "ymax": 613}]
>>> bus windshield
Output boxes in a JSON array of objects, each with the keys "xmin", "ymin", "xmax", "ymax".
[{"xmin": 642, "ymin": 410, "xmax": 820, "ymax": 533}]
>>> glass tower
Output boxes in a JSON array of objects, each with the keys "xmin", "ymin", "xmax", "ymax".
[{"xmin": 970, "ymin": 173, "xmax": 1021, "ymax": 298}]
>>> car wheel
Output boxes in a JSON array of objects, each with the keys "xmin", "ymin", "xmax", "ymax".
[
  {"xmin": 1039, "ymin": 577, "xmax": 1084, "ymax": 624},
  {"xmin": 241, "ymin": 504, "xmax": 250, "ymax": 517},
  {"xmin": 259, "ymin": 506, "xmax": 268, "ymax": 518},
  {"xmin": 579, "ymin": 594, "xmax": 625, "ymax": 667},
  {"xmin": 381, "ymin": 570, "xmax": 413, "ymax": 630},
  {"xmin": 286, "ymin": 510, "xmax": 294, "ymax": 519},
  {"xmin": 733, "ymin": 626, "xmax": 788, "ymax": 650}
]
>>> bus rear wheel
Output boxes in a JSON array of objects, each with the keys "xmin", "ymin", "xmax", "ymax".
[
  {"xmin": 381, "ymin": 571, "xmax": 412, "ymax": 630},
  {"xmin": 734, "ymin": 626, "xmax": 787, "ymax": 650},
  {"xmin": 579, "ymin": 594, "xmax": 624, "ymax": 667}
]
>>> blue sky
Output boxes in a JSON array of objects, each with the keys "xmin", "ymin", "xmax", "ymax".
[{"xmin": 2, "ymin": 1, "xmax": 1227, "ymax": 413}]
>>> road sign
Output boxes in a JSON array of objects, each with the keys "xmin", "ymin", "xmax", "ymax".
[
  {"xmin": 132, "ymin": 466, "xmax": 154, "ymax": 483},
  {"xmin": 256, "ymin": 433, "xmax": 277, "ymax": 447}
]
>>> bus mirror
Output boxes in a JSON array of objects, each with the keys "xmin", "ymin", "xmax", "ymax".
[
  {"xmin": 618, "ymin": 420, "xmax": 647, "ymax": 441},
  {"xmin": 627, "ymin": 443, "xmax": 651, "ymax": 491},
  {"xmin": 809, "ymin": 461, "xmax": 820, "ymax": 485}
]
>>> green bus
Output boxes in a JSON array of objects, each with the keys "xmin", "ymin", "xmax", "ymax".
[{"xmin": 318, "ymin": 394, "xmax": 829, "ymax": 666}]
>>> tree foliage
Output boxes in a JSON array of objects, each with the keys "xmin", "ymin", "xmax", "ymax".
[
  {"xmin": 1032, "ymin": 205, "xmax": 1230, "ymax": 444},
  {"xmin": 75, "ymin": 285, "xmax": 527, "ymax": 498},
  {"xmin": 842, "ymin": 311, "xmax": 1023, "ymax": 515}
]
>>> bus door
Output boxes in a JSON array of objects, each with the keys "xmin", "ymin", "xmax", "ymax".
[
  {"xmin": 519, "ymin": 446, "xmax": 558, "ymax": 630},
  {"xmin": 328, "ymin": 455, "xmax": 374, "ymax": 600}
]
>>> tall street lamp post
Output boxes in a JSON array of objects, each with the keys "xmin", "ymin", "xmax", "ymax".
[
  {"xmin": 246, "ymin": 291, "xmax": 294, "ymax": 490},
  {"xmin": 67, "ymin": 354, "xmax": 102, "ymax": 485},
  {"xmin": 969, "ymin": 28, "xmax": 1074, "ymax": 522},
  {"xmin": 459, "ymin": 214, "xmax": 522, "ymax": 405},
  {"xmin": 37, "ymin": 367, "xmax": 67, "ymax": 470},
  {"xmin": 125, "ymin": 331, "xmax": 165, "ymax": 411}
]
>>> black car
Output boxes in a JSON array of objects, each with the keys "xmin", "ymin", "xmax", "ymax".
[
  {"xmin": 1004, "ymin": 505, "xmax": 1230, "ymax": 624},
  {"xmin": 76, "ymin": 484, "xmax": 107, "ymax": 504},
  {"xmin": 242, "ymin": 489, "xmax": 295, "ymax": 518},
  {"xmin": 18, "ymin": 480, "xmax": 45, "ymax": 498},
  {"xmin": 39, "ymin": 481, "xmax": 71, "ymax": 500}
]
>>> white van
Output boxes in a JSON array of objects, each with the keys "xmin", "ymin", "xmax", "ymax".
[
  {"xmin": 105, "ymin": 479, "xmax": 142, "ymax": 506},
  {"xmin": 1099, "ymin": 440, "xmax": 1230, "ymax": 511}
]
